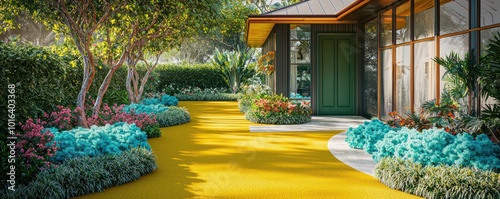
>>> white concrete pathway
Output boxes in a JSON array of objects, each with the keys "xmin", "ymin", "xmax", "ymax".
[{"xmin": 249, "ymin": 116, "xmax": 377, "ymax": 176}]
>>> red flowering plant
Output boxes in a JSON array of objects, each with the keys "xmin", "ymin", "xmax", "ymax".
[
  {"xmin": 246, "ymin": 94, "xmax": 312, "ymax": 124},
  {"xmin": 385, "ymin": 111, "xmax": 432, "ymax": 132},
  {"xmin": 15, "ymin": 118, "xmax": 57, "ymax": 184}
]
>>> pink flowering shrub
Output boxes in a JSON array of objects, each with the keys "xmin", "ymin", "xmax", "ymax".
[
  {"xmin": 15, "ymin": 119, "xmax": 57, "ymax": 184},
  {"xmin": 87, "ymin": 104, "xmax": 160, "ymax": 138},
  {"xmin": 43, "ymin": 103, "xmax": 160, "ymax": 138},
  {"xmin": 43, "ymin": 105, "xmax": 79, "ymax": 131},
  {"xmin": 245, "ymin": 94, "xmax": 312, "ymax": 124}
]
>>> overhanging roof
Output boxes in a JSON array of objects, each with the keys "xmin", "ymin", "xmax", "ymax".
[{"xmin": 246, "ymin": 0, "xmax": 399, "ymax": 47}]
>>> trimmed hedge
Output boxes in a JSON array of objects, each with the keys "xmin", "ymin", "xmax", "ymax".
[
  {"xmin": 156, "ymin": 107, "xmax": 191, "ymax": 127},
  {"xmin": 1, "ymin": 148, "xmax": 157, "ymax": 199},
  {"xmin": 0, "ymin": 41, "xmax": 69, "ymax": 126},
  {"xmin": 375, "ymin": 157, "xmax": 500, "ymax": 199},
  {"xmin": 49, "ymin": 122, "xmax": 151, "ymax": 163},
  {"xmin": 373, "ymin": 128, "xmax": 500, "ymax": 170},
  {"xmin": 154, "ymin": 63, "xmax": 228, "ymax": 93}
]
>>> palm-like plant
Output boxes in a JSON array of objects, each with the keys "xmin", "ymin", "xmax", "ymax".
[
  {"xmin": 433, "ymin": 51, "xmax": 479, "ymax": 115},
  {"xmin": 213, "ymin": 47, "xmax": 255, "ymax": 93}
]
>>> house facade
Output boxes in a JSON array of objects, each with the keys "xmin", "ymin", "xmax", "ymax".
[{"xmin": 245, "ymin": 0, "xmax": 499, "ymax": 118}]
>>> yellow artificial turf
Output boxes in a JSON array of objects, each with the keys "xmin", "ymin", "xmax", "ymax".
[{"xmin": 77, "ymin": 101, "xmax": 420, "ymax": 199}]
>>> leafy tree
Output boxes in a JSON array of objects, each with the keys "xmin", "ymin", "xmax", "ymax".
[
  {"xmin": 246, "ymin": 0, "xmax": 302, "ymax": 13},
  {"xmin": 0, "ymin": 0, "xmax": 222, "ymax": 127}
]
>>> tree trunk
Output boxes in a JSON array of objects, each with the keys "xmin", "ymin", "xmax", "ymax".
[
  {"xmin": 126, "ymin": 59, "xmax": 138, "ymax": 104},
  {"xmin": 76, "ymin": 55, "xmax": 94, "ymax": 128},
  {"xmin": 93, "ymin": 61, "xmax": 125, "ymax": 115}
]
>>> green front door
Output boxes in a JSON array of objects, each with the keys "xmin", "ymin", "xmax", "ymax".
[{"xmin": 317, "ymin": 34, "xmax": 355, "ymax": 115}]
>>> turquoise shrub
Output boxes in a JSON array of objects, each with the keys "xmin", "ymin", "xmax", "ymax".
[
  {"xmin": 141, "ymin": 94, "xmax": 178, "ymax": 106},
  {"xmin": 345, "ymin": 119, "xmax": 395, "ymax": 154},
  {"xmin": 156, "ymin": 107, "xmax": 191, "ymax": 127},
  {"xmin": 122, "ymin": 103, "xmax": 168, "ymax": 115},
  {"xmin": 373, "ymin": 128, "xmax": 500, "ymax": 170},
  {"xmin": 1, "ymin": 148, "xmax": 157, "ymax": 199},
  {"xmin": 375, "ymin": 157, "xmax": 500, "ymax": 199},
  {"xmin": 49, "ymin": 122, "xmax": 151, "ymax": 163}
]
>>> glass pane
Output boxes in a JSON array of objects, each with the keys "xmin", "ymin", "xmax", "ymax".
[
  {"xmin": 414, "ymin": 41, "xmax": 436, "ymax": 112},
  {"xmin": 481, "ymin": 0, "xmax": 500, "ymax": 27},
  {"xmin": 290, "ymin": 40, "xmax": 311, "ymax": 64},
  {"xmin": 480, "ymin": 27, "xmax": 500, "ymax": 53},
  {"xmin": 290, "ymin": 24, "xmax": 310, "ymax": 99},
  {"xmin": 381, "ymin": 9, "xmax": 393, "ymax": 46},
  {"xmin": 364, "ymin": 19, "xmax": 378, "ymax": 117},
  {"xmin": 290, "ymin": 24, "xmax": 311, "ymax": 40},
  {"xmin": 439, "ymin": 34, "xmax": 469, "ymax": 103},
  {"xmin": 396, "ymin": 45, "xmax": 411, "ymax": 113},
  {"xmin": 440, "ymin": 0, "xmax": 469, "ymax": 35},
  {"xmin": 381, "ymin": 49, "xmax": 393, "ymax": 118},
  {"xmin": 414, "ymin": 0, "xmax": 435, "ymax": 40},
  {"xmin": 480, "ymin": 28, "xmax": 500, "ymax": 111},
  {"xmin": 396, "ymin": 1, "xmax": 411, "ymax": 44},
  {"xmin": 290, "ymin": 64, "xmax": 311, "ymax": 99}
]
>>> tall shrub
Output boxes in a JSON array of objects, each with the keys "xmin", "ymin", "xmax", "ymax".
[{"xmin": 212, "ymin": 47, "xmax": 255, "ymax": 93}]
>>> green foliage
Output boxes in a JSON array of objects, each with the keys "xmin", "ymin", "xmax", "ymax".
[
  {"xmin": 0, "ymin": 41, "xmax": 69, "ymax": 125},
  {"xmin": 1, "ymin": 148, "xmax": 157, "ymax": 199},
  {"xmin": 212, "ymin": 47, "xmax": 255, "ymax": 93},
  {"xmin": 481, "ymin": 31, "xmax": 500, "ymax": 101},
  {"xmin": 154, "ymin": 63, "xmax": 228, "ymax": 93},
  {"xmin": 433, "ymin": 51, "xmax": 479, "ymax": 104},
  {"xmin": 375, "ymin": 157, "xmax": 500, "ymax": 199},
  {"xmin": 156, "ymin": 107, "xmax": 190, "ymax": 128},
  {"xmin": 238, "ymin": 75, "xmax": 273, "ymax": 112}
]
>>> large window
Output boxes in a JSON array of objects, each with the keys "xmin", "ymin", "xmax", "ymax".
[
  {"xmin": 440, "ymin": 0, "xmax": 469, "ymax": 35},
  {"xmin": 439, "ymin": 34, "xmax": 469, "ymax": 98},
  {"xmin": 381, "ymin": 9, "xmax": 393, "ymax": 46},
  {"xmin": 481, "ymin": 0, "xmax": 500, "ymax": 27},
  {"xmin": 414, "ymin": 41, "xmax": 436, "ymax": 111},
  {"xmin": 381, "ymin": 49, "xmax": 393, "ymax": 118},
  {"xmin": 414, "ymin": 0, "xmax": 434, "ymax": 40},
  {"xmin": 396, "ymin": 45, "xmax": 411, "ymax": 113},
  {"xmin": 396, "ymin": 1, "xmax": 411, "ymax": 44},
  {"xmin": 289, "ymin": 24, "xmax": 311, "ymax": 100},
  {"xmin": 363, "ymin": 19, "xmax": 378, "ymax": 117}
]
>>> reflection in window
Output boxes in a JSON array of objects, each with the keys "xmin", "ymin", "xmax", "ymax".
[
  {"xmin": 414, "ymin": 41, "xmax": 436, "ymax": 111},
  {"xmin": 414, "ymin": 0, "xmax": 434, "ymax": 40},
  {"xmin": 381, "ymin": 9, "xmax": 393, "ymax": 46},
  {"xmin": 364, "ymin": 19, "xmax": 378, "ymax": 117},
  {"xmin": 481, "ymin": 0, "xmax": 500, "ymax": 27},
  {"xmin": 396, "ymin": 45, "xmax": 411, "ymax": 113},
  {"xmin": 289, "ymin": 24, "xmax": 311, "ymax": 100},
  {"xmin": 381, "ymin": 49, "xmax": 393, "ymax": 118},
  {"xmin": 480, "ymin": 28, "xmax": 500, "ymax": 110},
  {"xmin": 440, "ymin": 0, "xmax": 469, "ymax": 35},
  {"xmin": 439, "ymin": 34, "xmax": 469, "ymax": 107},
  {"xmin": 396, "ymin": 1, "xmax": 410, "ymax": 44}
]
